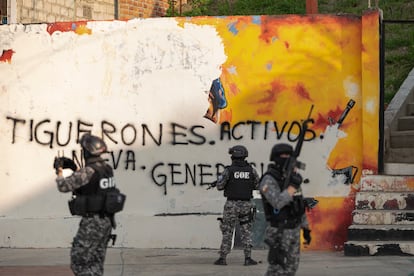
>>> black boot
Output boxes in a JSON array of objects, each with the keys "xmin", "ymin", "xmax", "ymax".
[
  {"xmin": 214, "ymin": 257, "xmax": 227, "ymax": 265},
  {"xmin": 244, "ymin": 257, "xmax": 258, "ymax": 266}
]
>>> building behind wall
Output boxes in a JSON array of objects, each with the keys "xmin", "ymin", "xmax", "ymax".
[
  {"xmin": 1, "ymin": 0, "xmax": 172, "ymax": 24},
  {"xmin": 1, "ymin": 0, "xmax": 8, "ymax": 23}
]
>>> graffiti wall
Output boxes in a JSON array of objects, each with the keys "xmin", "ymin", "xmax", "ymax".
[{"xmin": 0, "ymin": 10, "xmax": 380, "ymax": 250}]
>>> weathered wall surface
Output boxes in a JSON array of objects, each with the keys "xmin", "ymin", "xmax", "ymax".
[{"xmin": 0, "ymin": 11, "xmax": 380, "ymax": 250}]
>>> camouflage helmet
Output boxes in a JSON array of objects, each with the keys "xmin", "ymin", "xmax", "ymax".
[
  {"xmin": 229, "ymin": 145, "xmax": 248, "ymax": 159},
  {"xmin": 80, "ymin": 133, "xmax": 107, "ymax": 156},
  {"xmin": 270, "ymin": 143, "xmax": 293, "ymax": 162}
]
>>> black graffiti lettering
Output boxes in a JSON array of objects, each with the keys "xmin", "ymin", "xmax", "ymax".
[
  {"xmin": 34, "ymin": 119, "xmax": 54, "ymax": 148},
  {"xmin": 142, "ymin": 124, "xmax": 162, "ymax": 146},
  {"xmin": 198, "ymin": 163, "xmax": 213, "ymax": 186},
  {"xmin": 121, "ymin": 124, "xmax": 137, "ymax": 146},
  {"xmin": 171, "ymin": 123, "xmax": 188, "ymax": 145},
  {"xmin": 287, "ymin": 121, "xmax": 302, "ymax": 142},
  {"xmin": 169, "ymin": 163, "xmax": 184, "ymax": 185},
  {"xmin": 6, "ymin": 116, "xmax": 317, "ymax": 151},
  {"xmin": 305, "ymin": 127, "xmax": 316, "ymax": 141},
  {"xmin": 56, "ymin": 121, "xmax": 72, "ymax": 147},
  {"xmin": 151, "ymin": 162, "xmax": 220, "ymax": 194},
  {"xmin": 170, "ymin": 123, "xmax": 207, "ymax": 145},
  {"xmin": 188, "ymin": 125, "xmax": 206, "ymax": 145},
  {"xmin": 274, "ymin": 121, "xmax": 288, "ymax": 139},
  {"xmin": 185, "ymin": 163, "xmax": 196, "ymax": 185},
  {"xmin": 264, "ymin": 121, "xmax": 269, "ymax": 140},
  {"xmin": 101, "ymin": 120, "xmax": 117, "ymax": 144},
  {"xmin": 109, "ymin": 150, "xmax": 123, "ymax": 170},
  {"xmin": 6, "ymin": 116, "xmax": 25, "ymax": 144},
  {"xmin": 77, "ymin": 120, "xmax": 93, "ymax": 143},
  {"xmin": 232, "ymin": 121, "xmax": 245, "ymax": 140},
  {"xmin": 72, "ymin": 150, "xmax": 84, "ymax": 168},
  {"xmin": 29, "ymin": 119, "xmax": 33, "ymax": 142},
  {"xmin": 220, "ymin": 122, "xmax": 231, "ymax": 140},
  {"xmin": 125, "ymin": 150, "xmax": 136, "ymax": 170},
  {"xmin": 215, "ymin": 163, "xmax": 226, "ymax": 176},
  {"xmin": 152, "ymin": 162, "xmax": 167, "ymax": 195},
  {"xmin": 219, "ymin": 120, "xmax": 316, "ymax": 142},
  {"xmin": 247, "ymin": 120, "xmax": 261, "ymax": 139}
]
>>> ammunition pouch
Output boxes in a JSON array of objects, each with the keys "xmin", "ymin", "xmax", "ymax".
[
  {"xmin": 268, "ymin": 246, "xmax": 287, "ymax": 268},
  {"xmin": 265, "ymin": 238, "xmax": 287, "ymax": 268},
  {"xmin": 68, "ymin": 188, "xmax": 126, "ymax": 216},
  {"xmin": 105, "ymin": 188, "xmax": 126, "ymax": 214},
  {"xmin": 68, "ymin": 195, "xmax": 104, "ymax": 216}
]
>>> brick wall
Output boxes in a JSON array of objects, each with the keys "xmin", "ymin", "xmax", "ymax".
[
  {"xmin": 9, "ymin": 0, "xmax": 181, "ymax": 24},
  {"xmin": 0, "ymin": 0, "xmax": 7, "ymax": 24},
  {"xmin": 118, "ymin": 0, "xmax": 170, "ymax": 19},
  {"xmin": 16, "ymin": 0, "xmax": 115, "ymax": 24}
]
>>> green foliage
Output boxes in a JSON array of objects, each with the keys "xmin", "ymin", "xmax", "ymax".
[
  {"xmin": 221, "ymin": 0, "xmax": 306, "ymax": 15},
  {"xmin": 205, "ymin": 0, "xmax": 306, "ymax": 16},
  {"xmin": 183, "ymin": 0, "xmax": 212, "ymax": 16}
]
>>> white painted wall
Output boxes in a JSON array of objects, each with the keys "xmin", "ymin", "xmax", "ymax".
[{"xmin": 0, "ymin": 18, "xmax": 355, "ymax": 248}]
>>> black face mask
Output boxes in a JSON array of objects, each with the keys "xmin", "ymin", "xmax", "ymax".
[
  {"xmin": 273, "ymin": 157, "xmax": 289, "ymax": 168},
  {"xmin": 83, "ymin": 150, "xmax": 92, "ymax": 161}
]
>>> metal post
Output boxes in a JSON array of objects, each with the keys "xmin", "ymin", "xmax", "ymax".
[
  {"xmin": 378, "ymin": 16, "xmax": 385, "ymax": 173},
  {"xmin": 306, "ymin": 0, "xmax": 318, "ymax": 14},
  {"xmin": 114, "ymin": 0, "xmax": 118, "ymax": 20}
]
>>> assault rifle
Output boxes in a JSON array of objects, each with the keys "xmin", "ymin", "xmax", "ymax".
[
  {"xmin": 303, "ymin": 197, "xmax": 319, "ymax": 210},
  {"xmin": 282, "ymin": 105, "xmax": 314, "ymax": 189},
  {"xmin": 206, "ymin": 180, "xmax": 217, "ymax": 190}
]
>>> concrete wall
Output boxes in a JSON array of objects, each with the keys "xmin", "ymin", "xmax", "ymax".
[{"xmin": 0, "ymin": 11, "xmax": 381, "ymax": 250}]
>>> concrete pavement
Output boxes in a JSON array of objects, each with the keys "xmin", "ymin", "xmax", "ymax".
[{"xmin": 0, "ymin": 248, "xmax": 414, "ymax": 276}]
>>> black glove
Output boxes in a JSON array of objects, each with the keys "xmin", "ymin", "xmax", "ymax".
[
  {"xmin": 289, "ymin": 172, "xmax": 303, "ymax": 189},
  {"xmin": 53, "ymin": 157, "xmax": 77, "ymax": 174},
  {"xmin": 303, "ymin": 228, "xmax": 311, "ymax": 245}
]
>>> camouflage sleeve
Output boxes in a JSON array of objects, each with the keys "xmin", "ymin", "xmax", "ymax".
[
  {"xmin": 216, "ymin": 167, "xmax": 230, "ymax": 191},
  {"xmin": 56, "ymin": 166, "xmax": 95, "ymax": 193},
  {"xmin": 259, "ymin": 174, "xmax": 292, "ymax": 210},
  {"xmin": 301, "ymin": 213, "xmax": 310, "ymax": 229}
]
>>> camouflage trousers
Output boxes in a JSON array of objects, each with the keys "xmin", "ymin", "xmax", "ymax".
[
  {"xmin": 70, "ymin": 215, "xmax": 112, "ymax": 276},
  {"xmin": 264, "ymin": 225, "xmax": 301, "ymax": 276},
  {"xmin": 218, "ymin": 200, "xmax": 254, "ymax": 258}
]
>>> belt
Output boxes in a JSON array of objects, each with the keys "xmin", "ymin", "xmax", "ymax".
[
  {"xmin": 227, "ymin": 198, "xmax": 250, "ymax": 201},
  {"xmin": 83, "ymin": 213, "xmax": 107, "ymax": 218},
  {"xmin": 270, "ymin": 219, "xmax": 300, "ymax": 229}
]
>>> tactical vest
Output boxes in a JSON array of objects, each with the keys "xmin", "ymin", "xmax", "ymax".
[
  {"xmin": 69, "ymin": 159, "xmax": 125, "ymax": 216},
  {"xmin": 261, "ymin": 165, "xmax": 305, "ymax": 228},
  {"xmin": 76, "ymin": 161, "xmax": 114, "ymax": 196},
  {"xmin": 224, "ymin": 160, "xmax": 255, "ymax": 200}
]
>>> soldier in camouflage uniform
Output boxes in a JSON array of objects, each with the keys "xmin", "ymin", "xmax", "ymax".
[
  {"xmin": 55, "ymin": 134, "xmax": 114, "ymax": 276},
  {"xmin": 259, "ymin": 143, "xmax": 311, "ymax": 276},
  {"xmin": 214, "ymin": 145, "xmax": 260, "ymax": 266}
]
